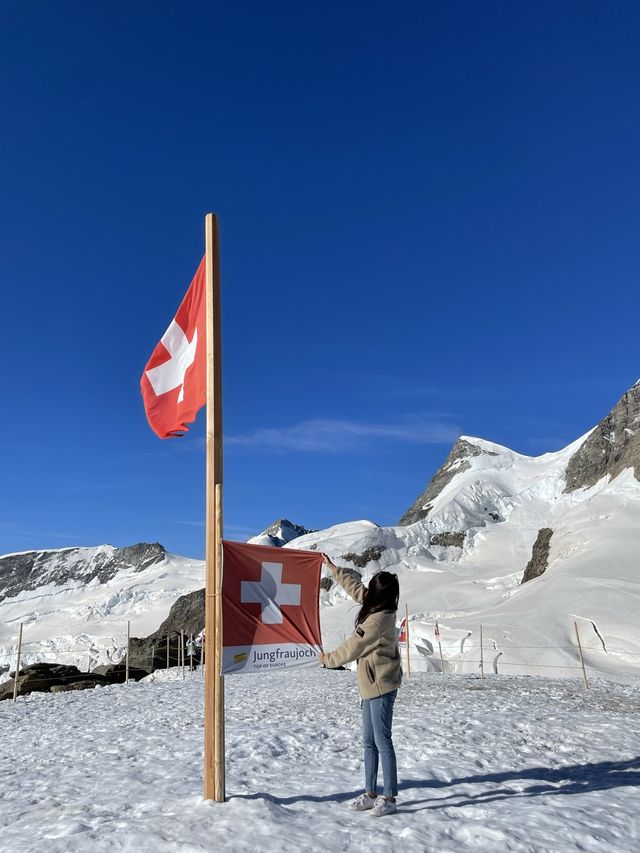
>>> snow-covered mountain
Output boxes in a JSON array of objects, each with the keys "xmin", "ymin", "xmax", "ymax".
[
  {"xmin": 0, "ymin": 544, "xmax": 204, "ymax": 677},
  {"xmin": 248, "ymin": 519, "xmax": 315, "ymax": 548},
  {"xmin": 2, "ymin": 381, "xmax": 640, "ymax": 684},
  {"xmin": 291, "ymin": 381, "xmax": 640, "ymax": 681}
]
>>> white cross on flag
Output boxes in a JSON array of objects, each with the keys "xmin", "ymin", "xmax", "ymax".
[
  {"xmin": 221, "ymin": 540, "xmax": 323, "ymax": 674},
  {"xmin": 140, "ymin": 257, "xmax": 206, "ymax": 438}
]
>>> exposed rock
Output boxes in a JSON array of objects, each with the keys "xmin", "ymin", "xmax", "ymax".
[
  {"xmin": 430, "ymin": 531, "xmax": 466, "ymax": 548},
  {"xmin": 0, "ymin": 542, "xmax": 166, "ymax": 603},
  {"xmin": 565, "ymin": 384, "xmax": 640, "ymax": 492},
  {"xmin": 154, "ymin": 588, "xmax": 204, "ymax": 639},
  {"xmin": 400, "ymin": 439, "xmax": 494, "ymax": 525},
  {"xmin": 50, "ymin": 680, "xmax": 105, "ymax": 693},
  {"xmin": 340, "ymin": 547, "xmax": 385, "ymax": 568},
  {"xmin": 319, "ymin": 576, "xmax": 334, "ymax": 592},
  {"xmin": 127, "ymin": 589, "xmax": 204, "ymax": 672},
  {"xmin": 0, "ymin": 662, "xmax": 112, "ymax": 701},
  {"xmin": 10, "ymin": 662, "xmax": 85, "ymax": 679},
  {"xmin": 521, "ymin": 528, "xmax": 553, "ymax": 584},
  {"xmin": 0, "ymin": 675, "xmax": 47, "ymax": 701},
  {"xmin": 92, "ymin": 664, "xmax": 149, "ymax": 683}
]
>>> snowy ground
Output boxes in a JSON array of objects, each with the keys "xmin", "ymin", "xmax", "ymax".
[{"xmin": 2, "ymin": 669, "xmax": 640, "ymax": 852}]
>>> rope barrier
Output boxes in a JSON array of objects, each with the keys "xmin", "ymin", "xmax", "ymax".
[{"xmin": 2, "ymin": 620, "xmax": 639, "ymax": 692}]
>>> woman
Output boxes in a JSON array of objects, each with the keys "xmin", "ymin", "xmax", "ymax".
[{"xmin": 320, "ymin": 553, "xmax": 402, "ymax": 817}]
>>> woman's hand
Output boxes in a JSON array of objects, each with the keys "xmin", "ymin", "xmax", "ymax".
[{"xmin": 321, "ymin": 553, "xmax": 336, "ymax": 573}]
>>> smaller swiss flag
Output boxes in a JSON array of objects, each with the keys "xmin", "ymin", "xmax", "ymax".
[
  {"xmin": 221, "ymin": 540, "xmax": 323, "ymax": 675},
  {"xmin": 398, "ymin": 617, "xmax": 407, "ymax": 644},
  {"xmin": 140, "ymin": 257, "xmax": 206, "ymax": 438}
]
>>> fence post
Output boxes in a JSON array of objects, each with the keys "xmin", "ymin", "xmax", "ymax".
[
  {"xmin": 404, "ymin": 604, "xmax": 411, "ymax": 678},
  {"xmin": 574, "ymin": 621, "xmax": 589, "ymax": 689},
  {"xmin": 190, "ymin": 633, "xmax": 194, "ymax": 672},
  {"xmin": 126, "ymin": 620, "xmax": 130, "ymax": 685},
  {"xmin": 435, "ymin": 620, "xmax": 445, "ymax": 674},
  {"xmin": 12, "ymin": 622, "xmax": 23, "ymax": 703},
  {"xmin": 181, "ymin": 629, "xmax": 185, "ymax": 681},
  {"xmin": 151, "ymin": 643, "xmax": 155, "ymax": 672},
  {"xmin": 166, "ymin": 634, "xmax": 170, "ymax": 670},
  {"xmin": 479, "ymin": 624, "xmax": 485, "ymax": 679}
]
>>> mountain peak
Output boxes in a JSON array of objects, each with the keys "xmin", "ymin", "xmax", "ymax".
[
  {"xmin": 248, "ymin": 519, "xmax": 315, "ymax": 548},
  {"xmin": 457, "ymin": 435, "xmax": 521, "ymax": 457},
  {"xmin": 399, "ymin": 437, "xmax": 501, "ymax": 525}
]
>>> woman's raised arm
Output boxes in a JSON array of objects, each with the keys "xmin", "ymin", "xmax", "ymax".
[{"xmin": 322, "ymin": 553, "xmax": 366, "ymax": 604}]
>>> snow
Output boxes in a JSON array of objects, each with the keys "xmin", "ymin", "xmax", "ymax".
[
  {"xmin": 0, "ymin": 552, "xmax": 204, "ymax": 677},
  {"xmin": 1, "ymin": 669, "xmax": 639, "ymax": 851},
  {"xmin": 290, "ymin": 432, "xmax": 640, "ymax": 685}
]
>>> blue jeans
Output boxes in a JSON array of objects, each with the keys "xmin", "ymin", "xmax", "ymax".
[{"xmin": 362, "ymin": 689, "xmax": 398, "ymax": 797}]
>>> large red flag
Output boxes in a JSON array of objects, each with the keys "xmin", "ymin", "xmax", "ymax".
[
  {"xmin": 141, "ymin": 257, "xmax": 206, "ymax": 438},
  {"xmin": 221, "ymin": 540, "xmax": 323, "ymax": 674}
]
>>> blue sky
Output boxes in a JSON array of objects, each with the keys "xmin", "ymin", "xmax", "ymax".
[{"xmin": 1, "ymin": 2, "xmax": 640, "ymax": 558}]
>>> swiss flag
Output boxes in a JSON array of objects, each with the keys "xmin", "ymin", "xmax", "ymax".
[
  {"xmin": 140, "ymin": 257, "xmax": 206, "ymax": 438},
  {"xmin": 398, "ymin": 617, "xmax": 407, "ymax": 644},
  {"xmin": 221, "ymin": 540, "xmax": 323, "ymax": 674}
]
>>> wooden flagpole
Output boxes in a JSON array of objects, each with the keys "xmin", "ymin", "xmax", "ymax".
[{"xmin": 204, "ymin": 212, "xmax": 225, "ymax": 801}]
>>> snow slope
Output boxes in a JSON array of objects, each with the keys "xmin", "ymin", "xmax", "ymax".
[
  {"xmin": 1, "ymin": 669, "xmax": 639, "ymax": 852},
  {"xmin": 292, "ymin": 428, "xmax": 640, "ymax": 683},
  {"xmin": 0, "ymin": 546, "xmax": 204, "ymax": 676}
]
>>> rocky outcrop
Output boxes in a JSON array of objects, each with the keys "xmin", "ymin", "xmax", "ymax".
[
  {"xmin": 0, "ymin": 662, "xmax": 111, "ymax": 701},
  {"xmin": 155, "ymin": 588, "xmax": 204, "ymax": 639},
  {"xmin": 521, "ymin": 528, "xmax": 553, "ymax": 584},
  {"xmin": 0, "ymin": 660, "xmax": 150, "ymax": 700},
  {"xmin": 50, "ymin": 680, "xmax": 105, "ymax": 693},
  {"xmin": 92, "ymin": 664, "xmax": 149, "ymax": 684},
  {"xmin": 340, "ymin": 547, "xmax": 385, "ymax": 568},
  {"xmin": 565, "ymin": 383, "xmax": 640, "ymax": 492},
  {"xmin": 128, "ymin": 588, "xmax": 204, "ymax": 671},
  {"xmin": 430, "ymin": 531, "xmax": 466, "ymax": 548},
  {"xmin": 0, "ymin": 542, "xmax": 166, "ymax": 603},
  {"xmin": 400, "ymin": 439, "xmax": 493, "ymax": 525}
]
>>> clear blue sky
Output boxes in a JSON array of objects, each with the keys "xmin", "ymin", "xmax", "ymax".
[{"xmin": 2, "ymin": 2, "xmax": 639, "ymax": 558}]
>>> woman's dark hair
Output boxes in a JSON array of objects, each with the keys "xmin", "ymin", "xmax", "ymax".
[{"xmin": 355, "ymin": 571, "xmax": 399, "ymax": 627}]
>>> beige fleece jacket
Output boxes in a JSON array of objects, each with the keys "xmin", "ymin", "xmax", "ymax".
[{"xmin": 323, "ymin": 564, "xmax": 402, "ymax": 700}]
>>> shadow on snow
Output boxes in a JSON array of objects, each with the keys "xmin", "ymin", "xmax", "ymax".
[
  {"xmin": 229, "ymin": 757, "xmax": 640, "ymax": 810},
  {"xmin": 398, "ymin": 756, "xmax": 640, "ymax": 812}
]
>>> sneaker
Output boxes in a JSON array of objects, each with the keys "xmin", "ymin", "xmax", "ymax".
[
  {"xmin": 348, "ymin": 793, "xmax": 376, "ymax": 811},
  {"xmin": 371, "ymin": 796, "xmax": 397, "ymax": 817}
]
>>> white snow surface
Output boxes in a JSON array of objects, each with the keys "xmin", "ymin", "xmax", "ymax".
[
  {"xmin": 2, "ymin": 669, "xmax": 639, "ymax": 852},
  {"xmin": 290, "ymin": 438, "xmax": 640, "ymax": 685},
  {"xmin": 0, "ymin": 549, "xmax": 204, "ymax": 676}
]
